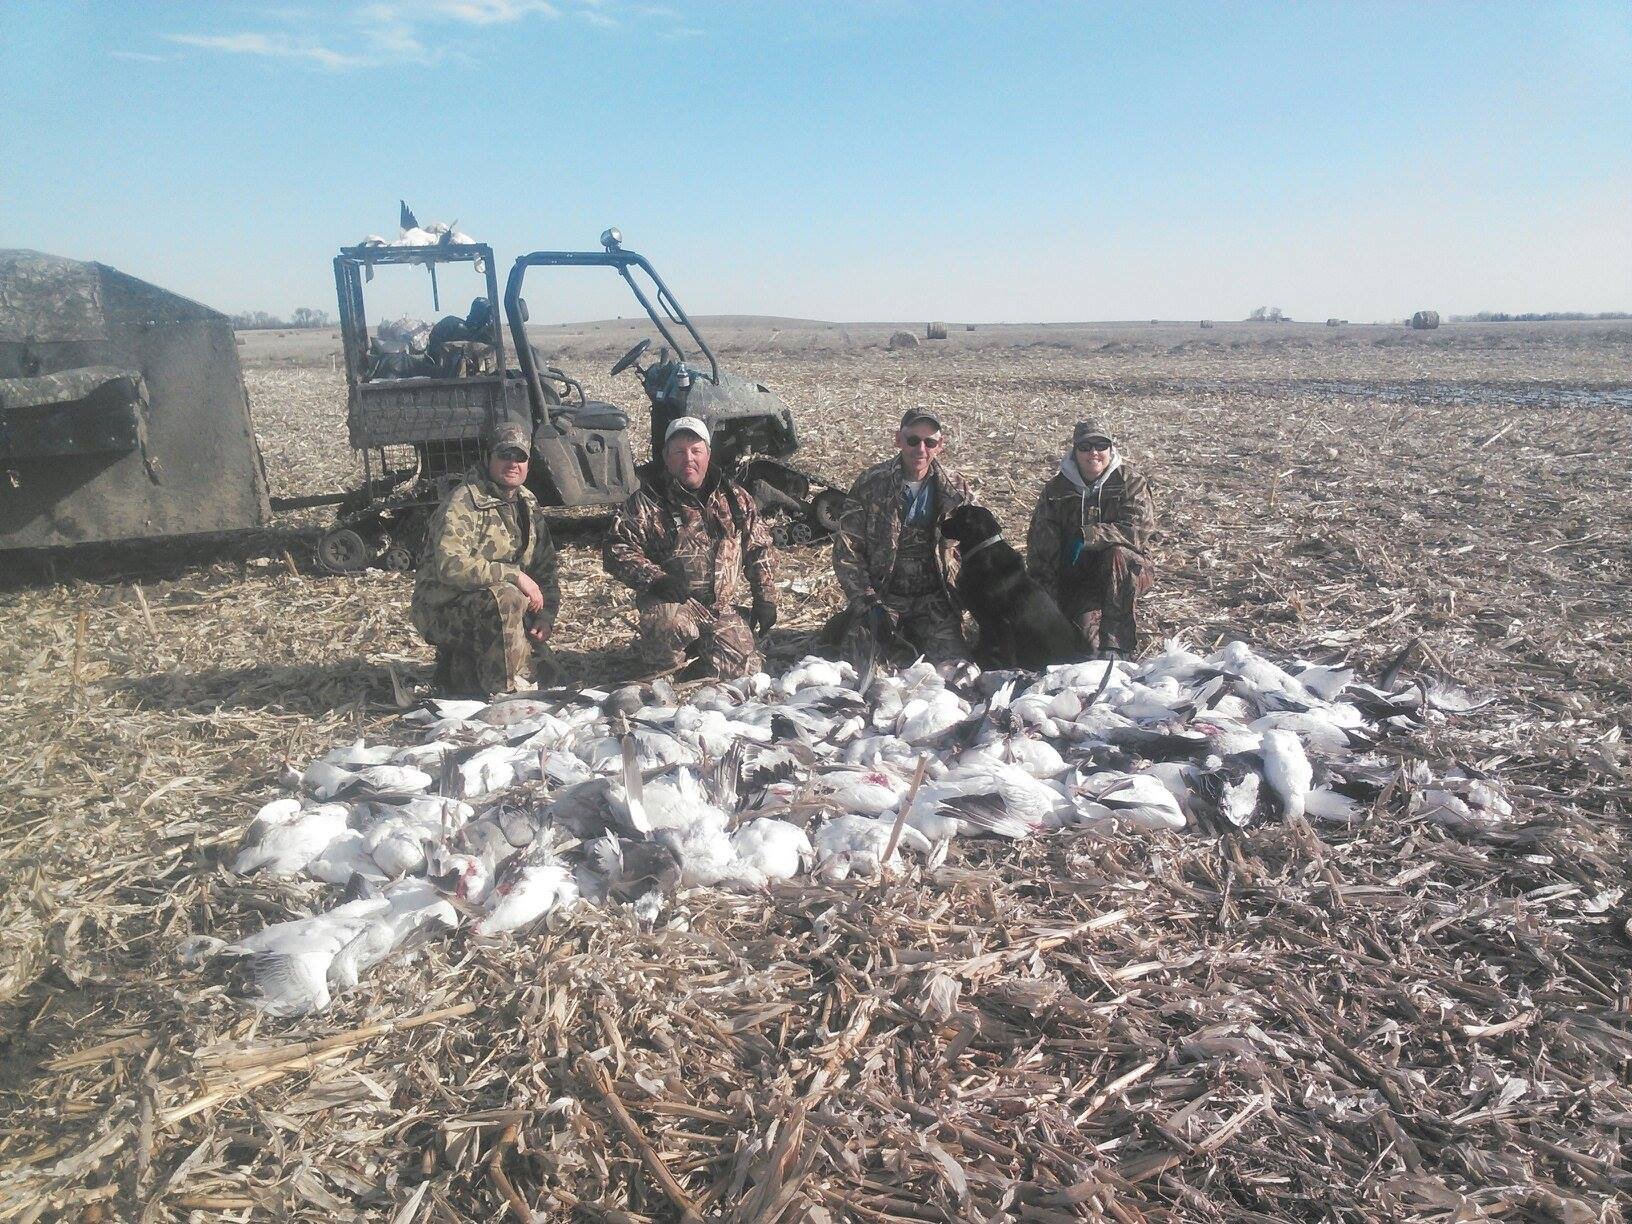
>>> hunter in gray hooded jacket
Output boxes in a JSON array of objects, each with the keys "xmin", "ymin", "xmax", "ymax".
[{"xmin": 1024, "ymin": 419, "xmax": 1156, "ymax": 655}]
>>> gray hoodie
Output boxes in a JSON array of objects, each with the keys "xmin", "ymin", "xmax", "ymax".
[{"xmin": 1058, "ymin": 447, "xmax": 1121, "ymax": 499}]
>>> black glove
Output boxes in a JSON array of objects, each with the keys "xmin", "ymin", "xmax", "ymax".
[
  {"xmin": 865, "ymin": 602, "xmax": 897, "ymax": 642},
  {"xmin": 645, "ymin": 571, "xmax": 691, "ymax": 604},
  {"xmin": 750, "ymin": 598, "xmax": 777, "ymax": 636}
]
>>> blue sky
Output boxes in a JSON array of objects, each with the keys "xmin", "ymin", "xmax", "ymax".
[{"xmin": 3, "ymin": 1, "xmax": 1628, "ymax": 323}]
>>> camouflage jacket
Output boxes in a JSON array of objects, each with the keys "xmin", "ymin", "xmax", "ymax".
[
  {"xmin": 412, "ymin": 467, "xmax": 560, "ymax": 627},
  {"xmin": 602, "ymin": 466, "xmax": 775, "ymax": 609},
  {"xmin": 1024, "ymin": 454, "xmax": 1156, "ymax": 601},
  {"xmin": 832, "ymin": 457, "xmax": 973, "ymax": 608}
]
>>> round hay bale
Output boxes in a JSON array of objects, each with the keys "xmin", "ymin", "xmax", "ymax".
[
  {"xmin": 965, "ymin": 323, "xmax": 976, "ymax": 332},
  {"xmin": 1199, "ymin": 320, "xmax": 1214, "ymax": 329},
  {"xmin": 888, "ymin": 330, "xmax": 920, "ymax": 350},
  {"xmin": 925, "ymin": 321, "xmax": 948, "ymax": 340},
  {"xmin": 1326, "ymin": 318, "xmax": 1341, "ymax": 327},
  {"xmin": 1410, "ymin": 310, "xmax": 1440, "ymax": 330}
]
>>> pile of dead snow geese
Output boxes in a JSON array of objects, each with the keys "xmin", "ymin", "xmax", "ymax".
[{"xmin": 185, "ymin": 639, "xmax": 1506, "ymax": 1016}]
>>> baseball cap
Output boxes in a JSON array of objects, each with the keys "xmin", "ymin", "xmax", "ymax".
[
  {"xmin": 899, "ymin": 408, "xmax": 942, "ymax": 432},
  {"xmin": 486, "ymin": 422, "xmax": 530, "ymax": 456},
  {"xmin": 1073, "ymin": 419, "xmax": 1115, "ymax": 448},
  {"xmin": 664, "ymin": 416, "xmax": 711, "ymax": 445}
]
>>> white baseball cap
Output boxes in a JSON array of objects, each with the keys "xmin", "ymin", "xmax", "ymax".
[{"xmin": 664, "ymin": 416, "xmax": 711, "ymax": 445}]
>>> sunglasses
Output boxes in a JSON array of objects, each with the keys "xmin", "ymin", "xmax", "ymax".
[
  {"xmin": 903, "ymin": 436, "xmax": 943, "ymax": 450},
  {"xmin": 495, "ymin": 447, "xmax": 529, "ymax": 462},
  {"xmin": 1076, "ymin": 441, "xmax": 1112, "ymax": 452}
]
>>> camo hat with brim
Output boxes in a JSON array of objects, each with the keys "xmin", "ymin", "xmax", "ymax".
[
  {"xmin": 1073, "ymin": 419, "xmax": 1115, "ymax": 448},
  {"xmin": 900, "ymin": 408, "xmax": 942, "ymax": 432},
  {"xmin": 486, "ymin": 422, "xmax": 530, "ymax": 455}
]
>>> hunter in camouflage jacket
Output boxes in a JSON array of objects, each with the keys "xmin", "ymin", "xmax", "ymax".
[
  {"xmin": 831, "ymin": 456, "xmax": 973, "ymax": 663},
  {"xmin": 833, "ymin": 456, "xmax": 973, "ymax": 608},
  {"xmin": 1025, "ymin": 446, "xmax": 1156, "ymax": 653},
  {"xmin": 603, "ymin": 464, "xmax": 776, "ymax": 678},
  {"xmin": 412, "ymin": 466, "xmax": 560, "ymax": 693}
]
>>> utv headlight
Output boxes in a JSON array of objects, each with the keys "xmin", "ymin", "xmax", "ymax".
[{"xmin": 600, "ymin": 228, "xmax": 623, "ymax": 251}]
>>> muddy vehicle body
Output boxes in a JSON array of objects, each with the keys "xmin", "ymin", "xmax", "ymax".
[
  {"xmin": 318, "ymin": 231, "xmax": 838, "ymax": 573},
  {"xmin": 509, "ymin": 231, "xmax": 846, "ymax": 545}
]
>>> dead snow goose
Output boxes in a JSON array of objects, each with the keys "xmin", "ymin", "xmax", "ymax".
[
  {"xmin": 475, "ymin": 838, "xmax": 580, "ymax": 935},
  {"xmin": 905, "ymin": 761, "xmax": 1063, "ymax": 839},
  {"xmin": 1259, "ymin": 728, "xmax": 1313, "ymax": 821},
  {"xmin": 812, "ymin": 813, "xmax": 931, "ymax": 880},
  {"xmin": 232, "ymin": 800, "xmax": 350, "ymax": 877},
  {"xmin": 1071, "ymin": 769, "xmax": 1186, "ymax": 831},
  {"xmin": 731, "ymin": 817, "xmax": 813, "ymax": 881}
]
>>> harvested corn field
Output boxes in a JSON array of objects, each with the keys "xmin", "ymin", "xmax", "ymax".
[{"xmin": 3, "ymin": 319, "xmax": 1631, "ymax": 1221}]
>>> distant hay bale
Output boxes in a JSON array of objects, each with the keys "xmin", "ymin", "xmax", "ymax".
[
  {"xmin": 925, "ymin": 322, "xmax": 948, "ymax": 340},
  {"xmin": 888, "ymin": 330, "xmax": 920, "ymax": 350},
  {"xmin": 965, "ymin": 323, "xmax": 976, "ymax": 332},
  {"xmin": 1200, "ymin": 320, "xmax": 1214, "ymax": 329},
  {"xmin": 1326, "ymin": 318, "xmax": 1341, "ymax": 327},
  {"xmin": 1411, "ymin": 310, "xmax": 1440, "ymax": 330}
]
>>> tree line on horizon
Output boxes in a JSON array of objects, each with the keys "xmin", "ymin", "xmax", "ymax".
[
  {"xmin": 1448, "ymin": 310, "xmax": 1631, "ymax": 323},
  {"xmin": 231, "ymin": 307, "xmax": 331, "ymax": 330}
]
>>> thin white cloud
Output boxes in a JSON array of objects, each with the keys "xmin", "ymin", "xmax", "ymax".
[
  {"xmin": 427, "ymin": 0, "xmax": 560, "ymax": 22},
  {"xmin": 162, "ymin": 0, "xmax": 658, "ymax": 70},
  {"xmin": 109, "ymin": 50, "xmax": 173, "ymax": 63},
  {"xmin": 166, "ymin": 31, "xmax": 361, "ymax": 70},
  {"xmin": 355, "ymin": 4, "xmax": 433, "ymax": 60}
]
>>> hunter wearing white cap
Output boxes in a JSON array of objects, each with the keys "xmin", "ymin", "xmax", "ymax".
[
  {"xmin": 664, "ymin": 415, "xmax": 711, "ymax": 446},
  {"xmin": 602, "ymin": 412, "xmax": 778, "ymax": 680}
]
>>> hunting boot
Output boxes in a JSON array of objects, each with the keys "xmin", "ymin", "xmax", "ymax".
[{"xmin": 1099, "ymin": 608, "xmax": 1139, "ymax": 659}]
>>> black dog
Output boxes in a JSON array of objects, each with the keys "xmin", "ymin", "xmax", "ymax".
[{"xmin": 940, "ymin": 504, "xmax": 1084, "ymax": 669}]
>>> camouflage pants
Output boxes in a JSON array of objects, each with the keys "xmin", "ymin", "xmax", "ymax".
[
  {"xmin": 417, "ymin": 584, "xmax": 557, "ymax": 697},
  {"xmin": 839, "ymin": 592, "xmax": 966, "ymax": 669},
  {"xmin": 1062, "ymin": 546, "xmax": 1154, "ymax": 654},
  {"xmin": 637, "ymin": 599, "xmax": 760, "ymax": 680}
]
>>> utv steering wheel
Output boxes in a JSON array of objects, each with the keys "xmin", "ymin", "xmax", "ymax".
[{"xmin": 610, "ymin": 338, "xmax": 651, "ymax": 377}]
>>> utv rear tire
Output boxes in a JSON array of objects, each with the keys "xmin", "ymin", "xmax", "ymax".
[
  {"xmin": 810, "ymin": 489, "xmax": 846, "ymax": 535},
  {"xmin": 317, "ymin": 527, "xmax": 369, "ymax": 574}
]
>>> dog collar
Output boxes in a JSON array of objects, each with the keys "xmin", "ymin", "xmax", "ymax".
[{"xmin": 960, "ymin": 534, "xmax": 1003, "ymax": 561}]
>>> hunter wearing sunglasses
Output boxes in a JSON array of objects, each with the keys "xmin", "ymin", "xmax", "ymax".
[
  {"xmin": 1024, "ymin": 419, "xmax": 1156, "ymax": 658},
  {"xmin": 831, "ymin": 408, "xmax": 972, "ymax": 665}
]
